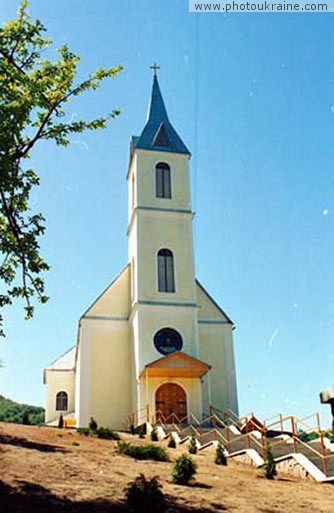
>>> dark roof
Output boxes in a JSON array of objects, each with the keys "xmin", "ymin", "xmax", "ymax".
[{"xmin": 133, "ymin": 75, "xmax": 190, "ymax": 156}]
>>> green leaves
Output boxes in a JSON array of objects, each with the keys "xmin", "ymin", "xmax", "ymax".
[{"xmin": 0, "ymin": 1, "xmax": 122, "ymax": 335}]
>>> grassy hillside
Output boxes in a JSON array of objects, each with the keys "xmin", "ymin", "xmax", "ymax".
[{"xmin": 0, "ymin": 395, "xmax": 44, "ymax": 425}]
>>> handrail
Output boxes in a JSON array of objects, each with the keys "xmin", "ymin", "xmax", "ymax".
[
  {"xmin": 298, "ymin": 412, "xmax": 321, "ymax": 429},
  {"xmin": 126, "ymin": 405, "xmax": 334, "ymax": 478},
  {"xmin": 262, "ymin": 413, "xmax": 282, "ymax": 425}
]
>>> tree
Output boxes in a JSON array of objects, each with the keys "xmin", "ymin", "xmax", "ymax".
[
  {"xmin": 188, "ymin": 432, "xmax": 197, "ymax": 454},
  {"xmin": 0, "ymin": 1, "xmax": 122, "ymax": 335},
  {"xmin": 214, "ymin": 441, "xmax": 227, "ymax": 466},
  {"xmin": 263, "ymin": 442, "xmax": 277, "ymax": 480},
  {"xmin": 171, "ymin": 454, "xmax": 197, "ymax": 485}
]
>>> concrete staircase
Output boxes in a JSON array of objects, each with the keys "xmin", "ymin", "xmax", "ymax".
[{"xmin": 150, "ymin": 409, "xmax": 334, "ymax": 482}]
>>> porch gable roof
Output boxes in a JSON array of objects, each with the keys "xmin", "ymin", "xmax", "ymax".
[{"xmin": 140, "ymin": 351, "xmax": 211, "ymax": 378}]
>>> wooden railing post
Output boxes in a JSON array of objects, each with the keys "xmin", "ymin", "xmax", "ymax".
[
  {"xmin": 261, "ymin": 431, "xmax": 266, "ymax": 460},
  {"xmin": 226, "ymin": 420, "xmax": 231, "ymax": 453},
  {"xmin": 292, "ymin": 416, "xmax": 298, "ymax": 453},
  {"xmin": 319, "ymin": 432, "xmax": 328, "ymax": 477}
]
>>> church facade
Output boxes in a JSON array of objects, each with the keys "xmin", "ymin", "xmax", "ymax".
[{"xmin": 44, "ymin": 72, "xmax": 239, "ymax": 430}]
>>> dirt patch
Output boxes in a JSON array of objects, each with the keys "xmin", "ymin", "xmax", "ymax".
[{"xmin": 1, "ymin": 422, "xmax": 333, "ymax": 512}]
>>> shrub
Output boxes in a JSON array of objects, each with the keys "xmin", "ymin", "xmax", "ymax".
[
  {"xmin": 22, "ymin": 410, "xmax": 30, "ymax": 425},
  {"xmin": 298, "ymin": 430, "xmax": 319, "ymax": 443},
  {"xmin": 116, "ymin": 441, "xmax": 169, "ymax": 462},
  {"xmin": 168, "ymin": 434, "xmax": 176, "ymax": 448},
  {"xmin": 138, "ymin": 424, "xmax": 146, "ymax": 439},
  {"xmin": 188, "ymin": 433, "xmax": 197, "ymax": 455},
  {"xmin": 71, "ymin": 439, "xmax": 80, "ymax": 446},
  {"xmin": 263, "ymin": 442, "xmax": 277, "ymax": 480},
  {"xmin": 215, "ymin": 441, "xmax": 227, "ymax": 466},
  {"xmin": 171, "ymin": 454, "xmax": 197, "ymax": 485},
  {"xmin": 323, "ymin": 431, "xmax": 334, "ymax": 442},
  {"xmin": 58, "ymin": 414, "xmax": 64, "ymax": 429},
  {"xmin": 89, "ymin": 417, "xmax": 98, "ymax": 431},
  {"xmin": 77, "ymin": 427, "xmax": 90, "ymax": 436},
  {"xmin": 130, "ymin": 424, "xmax": 135, "ymax": 435},
  {"xmin": 150, "ymin": 426, "xmax": 159, "ymax": 441},
  {"xmin": 96, "ymin": 427, "xmax": 120, "ymax": 440},
  {"xmin": 124, "ymin": 474, "xmax": 166, "ymax": 513}
]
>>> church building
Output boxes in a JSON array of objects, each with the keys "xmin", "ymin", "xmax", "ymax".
[{"xmin": 44, "ymin": 70, "xmax": 239, "ymax": 429}]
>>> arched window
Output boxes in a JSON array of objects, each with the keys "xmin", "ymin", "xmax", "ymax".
[
  {"xmin": 155, "ymin": 162, "xmax": 171, "ymax": 199},
  {"xmin": 56, "ymin": 391, "xmax": 68, "ymax": 411},
  {"xmin": 158, "ymin": 249, "xmax": 175, "ymax": 292}
]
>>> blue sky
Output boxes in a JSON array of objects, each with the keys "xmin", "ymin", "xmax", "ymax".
[{"xmin": 0, "ymin": 1, "xmax": 333, "ymax": 428}]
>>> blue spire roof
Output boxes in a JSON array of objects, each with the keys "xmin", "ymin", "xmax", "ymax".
[{"xmin": 133, "ymin": 75, "xmax": 190, "ymax": 156}]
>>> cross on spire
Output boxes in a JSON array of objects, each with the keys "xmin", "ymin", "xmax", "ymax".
[{"xmin": 150, "ymin": 62, "xmax": 160, "ymax": 76}]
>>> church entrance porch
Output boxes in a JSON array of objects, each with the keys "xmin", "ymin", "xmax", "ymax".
[
  {"xmin": 139, "ymin": 351, "xmax": 211, "ymax": 424},
  {"xmin": 155, "ymin": 383, "xmax": 187, "ymax": 423}
]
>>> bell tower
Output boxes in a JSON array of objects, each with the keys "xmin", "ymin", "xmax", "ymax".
[{"xmin": 127, "ymin": 68, "xmax": 202, "ymax": 415}]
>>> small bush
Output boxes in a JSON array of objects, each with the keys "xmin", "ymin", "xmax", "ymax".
[
  {"xmin": 263, "ymin": 442, "xmax": 277, "ymax": 480},
  {"xmin": 171, "ymin": 454, "xmax": 197, "ymax": 485},
  {"xmin": 150, "ymin": 426, "xmax": 159, "ymax": 441},
  {"xmin": 71, "ymin": 439, "xmax": 80, "ymax": 446},
  {"xmin": 138, "ymin": 424, "xmax": 146, "ymax": 439},
  {"xmin": 130, "ymin": 424, "xmax": 135, "ymax": 435},
  {"xmin": 96, "ymin": 427, "xmax": 120, "ymax": 440},
  {"xmin": 77, "ymin": 427, "xmax": 90, "ymax": 437},
  {"xmin": 124, "ymin": 474, "xmax": 166, "ymax": 513},
  {"xmin": 58, "ymin": 414, "xmax": 64, "ymax": 429},
  {"xmin": 116, "ymin": 441, "xmax": 169, "ymax": 462},
  {"xmin": 188, "ymin": 433, "xmax": 197, "ymax": 455},
  {"xmin": 298, "ymin": 430, "xmax": 319, "ymax": 443},
  {"xmin": 89, "ymin": 417, "xmax": 98, "ymax": 431},
  {"xmin": 168, "ymin": 434, "xmax": 176, "ymax": 448},
  {"xmin": 215, "ymin": 441, "xmax": 227, "ymax": 465},
  {"xmin": 323, "ymin": 431, "xmax": 334, "ymax": 442},
  {"xmin": 57, "ymin": 431, "xmax": 64, "ymax": 437}
]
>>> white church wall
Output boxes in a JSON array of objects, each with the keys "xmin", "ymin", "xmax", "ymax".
[
  {"xmin": 75, "ymin": 324, "xmax": 91, "ymax": 427},
  {"xmin": 84, "ymin": 265, "xmax": 130, "ymax": 318},
  {"xmin": 135, "ymin": 213, "xmax": 196, "ymax": 303},
  {"xmin": 127, "ymin": 153, "xmax": 137, "ymax": 219},
  {"xmin": 221, "ymin": 326, "xmax": 239, "ymax": 415},
  {"xmin": 196, "ymin": 281, "xmax": 231, "ymax": 322},
  {"xmin": 84, "ymin": 319, "xmax": 132, "ymax": 430},
  {"xmin": 132, "ymin": 304, "xmax": 200, "ymax": 376},
  {"xmin": 45, "ymin": 370, "xmax": 75, "ymax": 423},
  {"xmin": 135, "ymin": 149, "xmax": 191, "ymax": 211},
  {"xmin": 199, "ymin": 323, "xmax": 238, "ymax": 415}
]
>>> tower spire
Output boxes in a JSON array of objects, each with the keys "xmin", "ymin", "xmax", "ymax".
[{"xmin": 133, "ymin": 68, "xmax": 190, "ymax": 155}]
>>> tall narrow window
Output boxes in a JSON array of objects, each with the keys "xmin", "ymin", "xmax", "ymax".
[
  {"xmin": 158, "ymin": 249, "xmax": 175, "ymax": 292},
  {"xmin": 156, "ymin": 162, "xmax": 171, "ymax": 199},
  {"xmin": 56, "ymin": 391, "xmax": 68, "ymax": 411}
]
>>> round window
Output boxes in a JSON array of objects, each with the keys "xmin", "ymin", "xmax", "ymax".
[{"xmin": 154, "ymin": 328, "xmax": 183, "ymax": 355}]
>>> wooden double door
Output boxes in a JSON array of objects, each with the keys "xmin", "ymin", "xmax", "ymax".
[{"xmin": 155, "ymin": 383, "xmax": 187, "ymax": 422}]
